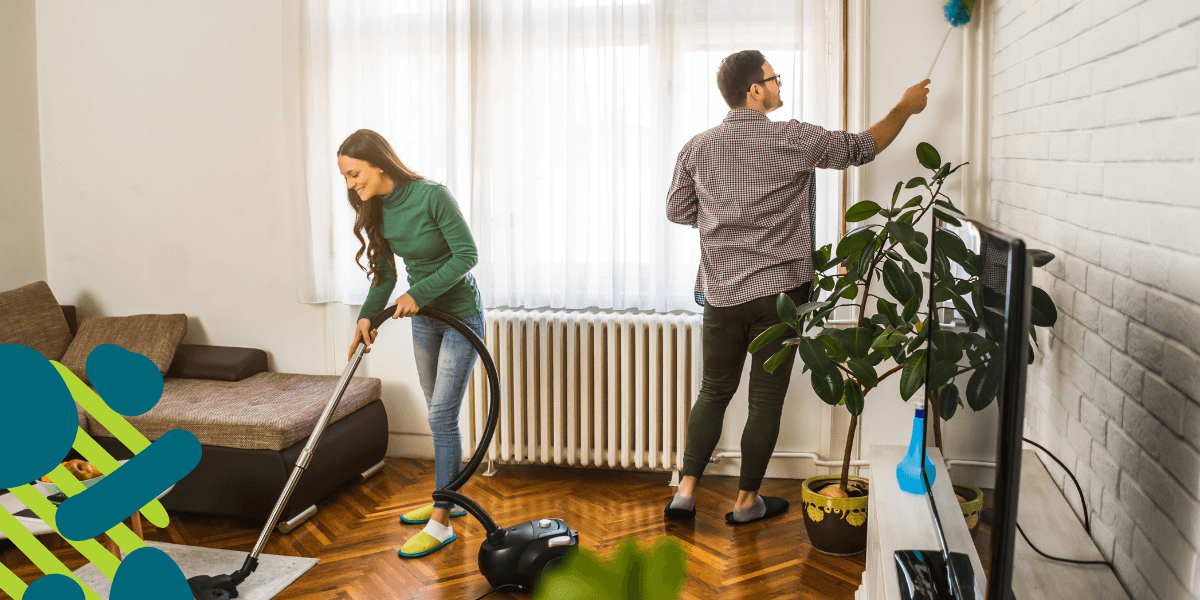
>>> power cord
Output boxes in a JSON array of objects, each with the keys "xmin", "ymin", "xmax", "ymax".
[
  {"xmin": 1017, "ymin": 437, "xmax": 1112, "ymax": 568},
  {"xmin": 472, "ymin": 583, "xmax": 523, "ymax": 599}
]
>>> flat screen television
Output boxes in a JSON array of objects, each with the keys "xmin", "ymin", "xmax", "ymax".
[{"xmin": 913, "ymin": 218, "xmax": 1032, "ymax": 600}]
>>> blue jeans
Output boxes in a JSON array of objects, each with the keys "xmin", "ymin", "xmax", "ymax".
[{"xmin": 411, "ymin": 311, "xmax": 486, "ymax": 509}]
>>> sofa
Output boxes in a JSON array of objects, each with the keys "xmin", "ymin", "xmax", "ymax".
[{"xmin": 0, "ymin": 281, "xmax": 388, "ymax": 532}]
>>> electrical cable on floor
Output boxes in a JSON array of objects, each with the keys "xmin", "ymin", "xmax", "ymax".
[
  {"xmin": 1018, "ymin": 437, "xmax": 1112, "ymax": 568},
  {"xmin": 473, "ymin": 583, "xmax": 523, "ymax": 599}
]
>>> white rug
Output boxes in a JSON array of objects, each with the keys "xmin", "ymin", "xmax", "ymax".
[{"xmin": 73, "ymin": 541, "xmax": 319, "ymax": 600}]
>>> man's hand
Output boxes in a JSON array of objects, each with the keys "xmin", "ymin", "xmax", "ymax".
[
  {"xmin": 898, "ymin": 79, "xmax": 931, "ymax": 116},
  {"xmin": 868, "ymin": 79, "xmax": 932, "ymax": 154}
]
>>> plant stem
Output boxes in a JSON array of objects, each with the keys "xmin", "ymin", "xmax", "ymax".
[{"xmin": 841, "ymin": 414, "xmax": 859, "ymax": 492}]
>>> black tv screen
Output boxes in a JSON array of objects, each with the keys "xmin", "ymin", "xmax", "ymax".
[{"xmin": 921, "ymin": 218, "xmax": 1032, "ymax": 600}]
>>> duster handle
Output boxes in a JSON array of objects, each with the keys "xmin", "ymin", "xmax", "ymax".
[{"xmin": 926, "ymin": 23, "xmax": 954, "ymax": 80}]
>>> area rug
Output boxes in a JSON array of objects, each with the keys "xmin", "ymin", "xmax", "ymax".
[{"xmin": 73, "ymin": 540, "xmax": 318, "ymax": 600}]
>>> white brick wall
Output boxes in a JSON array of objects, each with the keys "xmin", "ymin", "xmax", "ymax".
[{"xmin": 990, "ymin": 0, "xmax": 1200, "ymax": 597}]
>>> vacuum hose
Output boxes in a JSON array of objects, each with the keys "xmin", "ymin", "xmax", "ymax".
[{"xmin": 371, "ymin": 307, "xmax": 506, "ymax": 541}]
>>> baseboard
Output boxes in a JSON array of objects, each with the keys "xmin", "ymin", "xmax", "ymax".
[{"xmin": 387, "ymin": 432, "xmax": 435, "ymax": 459}]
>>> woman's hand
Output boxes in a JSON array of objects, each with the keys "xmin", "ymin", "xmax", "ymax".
[
  {"xmin": 392, "ymin": 293, "xmax": 420, "ymax": 318},
  {"xmin": 349, "ymin": 318, "xmax": 378, "ymax": 360}
]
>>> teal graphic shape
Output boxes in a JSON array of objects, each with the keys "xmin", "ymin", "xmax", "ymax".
[
  {"xmin": 87, "ymin": 344, "xmax": 164, "ymax": 417},
  {"xmin": 57, "ymin": 428, "xmax": 201, "ymax": 542},
  {"xmin": 109, "ymin": 546, "xmax": 194, "ymax": 599},
  {"xmin": 24, "ymin": 573, "xmax": 84, "ymax": 600},
  {"xmin": 0, "ymin": 344, "xmax": 78, "ymax": 488}
]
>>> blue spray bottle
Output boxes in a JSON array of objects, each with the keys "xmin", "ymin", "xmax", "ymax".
[{"xmin": 896, "ymin": 401, "xmax": 936, "ymax": 494}]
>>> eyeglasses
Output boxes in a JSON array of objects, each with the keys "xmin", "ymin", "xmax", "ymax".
[{"xmin": 748, "ymin": 74, "xmax": 782, "ymax": 91}]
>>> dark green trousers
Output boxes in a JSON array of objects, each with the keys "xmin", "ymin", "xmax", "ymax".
[{"xmin": 681, "ymin": 283, "xmax": 811, "ymax": 492}]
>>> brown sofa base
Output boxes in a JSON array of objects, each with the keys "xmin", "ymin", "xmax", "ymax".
[{"xmin": 96, "ymin": 399, "xmax": 388, "ymax": 524}]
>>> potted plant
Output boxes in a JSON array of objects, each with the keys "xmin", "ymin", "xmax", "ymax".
[{"xmin": 749, "ymin": 142, "xmax": 1058, "ymax": 555}]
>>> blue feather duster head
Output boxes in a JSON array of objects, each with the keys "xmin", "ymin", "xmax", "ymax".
[{"xmin": 944, "ymin": 0, "xmax": 977, "ymax": 27}]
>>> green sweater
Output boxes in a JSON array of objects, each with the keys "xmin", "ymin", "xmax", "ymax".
[{"xmin": 357, "ymin": 180, "xmax": 482, "ymax": 321}]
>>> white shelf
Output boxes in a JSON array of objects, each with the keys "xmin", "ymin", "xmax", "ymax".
[
  {"xmin": 861, "ymin": 445, "xmax": 986, "ymax": 600},
  {"xmin": 861, "ymin": 445, "xmax": 1130, "ymax": 600}
]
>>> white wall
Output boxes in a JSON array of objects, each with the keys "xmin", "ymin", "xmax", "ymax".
[
  {"xmin": 33, "ymin": 0, "xmax": 430, "ymax": 459},
  {"xmin": 27, "ymin": 0, "xmax": 1001, "ymax": 476},
  {"xmin": 0, "ymin": 0, "xmax": 47, "ymax": 291},
  {"xmin": 990, "ymin": 0, "xmax": 1200, "ymax": 598},
  {"xmin": 34, "ymin": 2, "xmax": 331, "ymax": 368}
]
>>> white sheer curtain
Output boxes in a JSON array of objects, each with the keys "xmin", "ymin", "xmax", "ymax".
[{"xmin": 299, "ymin": 0, "xmax": 840, "ymax": 313}]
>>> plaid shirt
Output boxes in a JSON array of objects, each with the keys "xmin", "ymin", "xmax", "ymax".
[{"xmin": 666, "ymin": 109, "xmax": 876, "ymax": 307}]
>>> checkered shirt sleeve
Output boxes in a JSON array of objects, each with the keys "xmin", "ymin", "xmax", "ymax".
[{"xmin": 666, "ymin": 109, "xmax": 876, "ymax": 307}]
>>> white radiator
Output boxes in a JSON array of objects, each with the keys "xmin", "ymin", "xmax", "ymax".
[{"xmin": 462, "ymin": 308, "xmax": 703, "ymax": 472}]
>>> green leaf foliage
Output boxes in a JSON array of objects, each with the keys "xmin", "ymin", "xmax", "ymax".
[
  {"xmin": 846, "ymin": 358, "xmax": 880, "ymax": 389},
  {"xmin": 846, "ymin": 200, "xmax": 882, "ymax": 222},
  {"xmin": 882, "ymin": 260, "xmax": 915, "ymax": 303},
  {"xmin": 818, "ymin": 335, "xmax": 849, "ymax": 363},
  {"xmin": 843, "ymin": 381, "xmax": 865, "ymax": 416},
  {"xmin": 899, "ymin": 294, "xmax": 920, "ymax": 325},
  {"xmin": 534, "ymin": 535, "xmax": 687, "ymax": 600},
  {"xmin": 777, "ymin": 292, "xmax": 799, "ymax": 328},
  {"xmin": 934, "ymin": 229, "xmax": 969, "ymax": 265},
  {"xmin": 833, "ymin": 327, "xmax": 874, "ymax": 359},
  {"xmin": 877, "ymin": 298, "xmax": 900, "ymax": 327},
  {"xmin": 899, "ymin": 349, "xmax": 927, "ymax": 401},
  {"xmin": 871, "ymin": 327, "xmax": 907, "ymax": 351},
  {"xmin": 938, "ymin": 385, "xmax": 960, "ymax": 421},
  {"xmin": 917, "ymin": 142, "xmax": 941, "ymax": 170},
  {"xmin": 836, "ymin": 227, "xmax": 876, "ymax": 259},
  {"xmin": 933, "ymin": 209, "xmax": 962, "ymax": 227},
  {"xmin": 906, "ymin": 177, "xmax": 928, "ymax": 189},
  {"xmin": 749, "ymin": 323, "xmax": 791, "ymax": 354},
  {"xmin": 794, "ymin": 337, "xmax": 832, "ymax": 375},
  {"xmin": 1030, "ymin": 286, "xmax": 1058, "ymax": 327},
  {"xmin": 966, "ymin": 362, "xmax": 1000, "ymax": 411},
  {"xmin": 764, "ymin": 346, "xmax": 794, "ymax": 374},
  {"xmin": 885, "ymin": 221, "xmax": 916, "ymax": 246},
  {"xmin": 902, "ymin": 240, "xmax": 927, "ymax": 263},
  {"xmin": 811, "ymin": 366, "xmax": 846, "ymax": 407},
  {"xmin": 931, "ymin": 330, "xmax": 964, "ymax": 364},
  {"xmin": 1028, "ymin": 249, "xmax": 1056, "ymax": 267}
]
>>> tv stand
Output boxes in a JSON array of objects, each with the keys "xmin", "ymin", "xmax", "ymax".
[
  {"xmin": 858, "ymin": 445, "xmax": 985, "ymax": 600},
  {"xmin": 859, "ymin": 446, "xmax": 1129, "ymax": 599}
]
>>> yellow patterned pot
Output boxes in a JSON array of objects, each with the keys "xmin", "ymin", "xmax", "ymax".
[
  {"xmin": 800, "ymin": 475, "xmax": 869, "ymax": 556},
  {"xmin": 954, "ymin": 483, "xmax": 984, "ymax": 537}
]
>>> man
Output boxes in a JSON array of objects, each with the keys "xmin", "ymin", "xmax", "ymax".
[{"xmin": 665, "ymin": 50, "xmax": 929, "ymax": 524}]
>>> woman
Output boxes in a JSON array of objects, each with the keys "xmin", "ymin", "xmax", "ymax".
[{"xmin": 338, "ymin": 129, "xmax": 484, "ymax": 559}]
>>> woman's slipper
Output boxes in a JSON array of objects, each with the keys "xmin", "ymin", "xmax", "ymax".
[
  {"xmin": 725, "ymin": 496, "xmax": 789, "ymax": 525},
  {"xmin": 398, "ymin": 531, "xmax": 456, "ymax": 558},
  {"xmin": 400, "ymin": 504, "xmax": 468, "ymax": 524}
]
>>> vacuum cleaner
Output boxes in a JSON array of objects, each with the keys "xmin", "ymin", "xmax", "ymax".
[{"xmin": 189, "ymin": 306, "xmax": 578, "ymax": 599}]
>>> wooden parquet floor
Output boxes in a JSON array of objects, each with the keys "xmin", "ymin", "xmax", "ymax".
[{"xmin": 1, "ymin": 459, "xmax": 865, "ymax": 599}]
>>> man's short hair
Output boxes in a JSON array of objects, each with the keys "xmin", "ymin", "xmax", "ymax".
[{"xmin": 717, "ymin": 50, "xmax": 767, "ymax": 109}]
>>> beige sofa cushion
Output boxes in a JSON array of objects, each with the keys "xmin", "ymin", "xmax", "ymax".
[
  {"xmin": 87, "ymin": 372, "xmax": 383, "ymax": 451},
  {"xmin": 60, "ymin": 314, "xmax": 187, "ymax": 384},
  {"xmin": 0, "ymin": 281, "xmax": 73, "ymax": 361}
]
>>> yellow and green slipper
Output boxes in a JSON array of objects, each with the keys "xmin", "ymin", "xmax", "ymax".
[
  {"xmin": 398, "ymin": 531, "xmax": 456, "ymax": 558},
  {"xmin": 400, "ymin": 504, "xmax": 468, "ymax": 524}
]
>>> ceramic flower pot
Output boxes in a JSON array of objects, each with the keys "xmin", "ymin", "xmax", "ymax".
[
  {"xmin": 954, "ymin": 482, "xmax": 984, "ymax": 537},
  {"xmin": 801, "ymin": 474, "xmax": 869, "ymax": 556}
]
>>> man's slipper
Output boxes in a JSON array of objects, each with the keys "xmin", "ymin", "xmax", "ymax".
[
  {"xmin": 398, "ymin": 532, "xmax": 456, "ymax": 558},
  {"xmin": 663, "ymin": 498, "xmax": 696, "ymax": 520},
  {"xmin": 400, "ymin": 504, "xmax": 468, "ymax": 524},
  {"xmin": 725, "ymin": 496, "xmax": 789, "ymax": 525}
]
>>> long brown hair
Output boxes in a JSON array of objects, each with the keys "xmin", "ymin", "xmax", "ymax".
[{"xmin": 337, "ymin": 129, "xmax": 422, "ymax": 287}]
